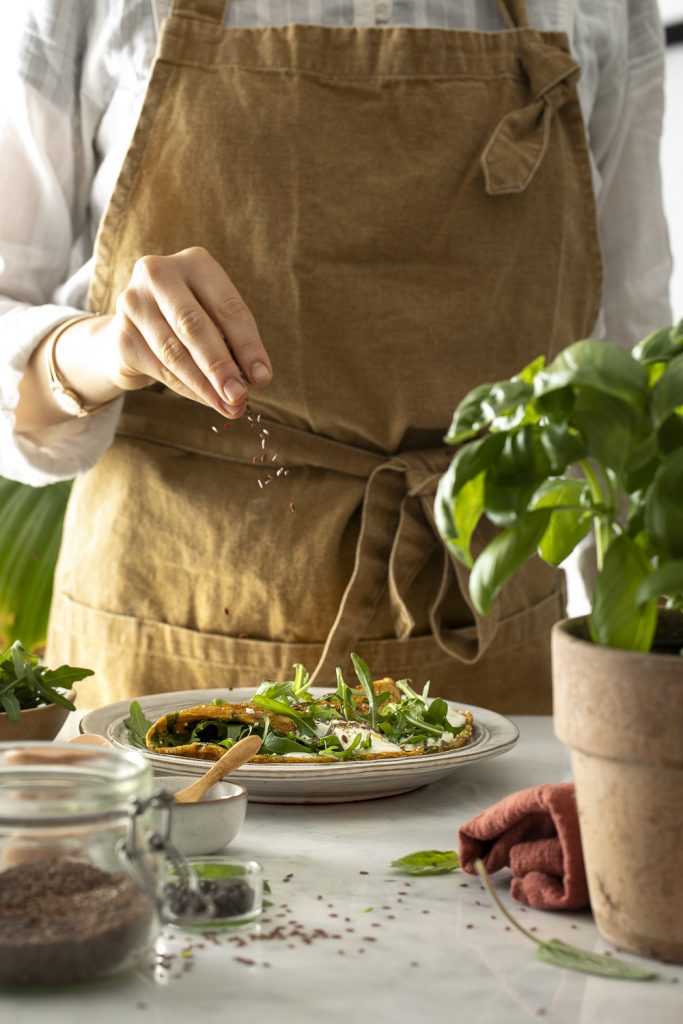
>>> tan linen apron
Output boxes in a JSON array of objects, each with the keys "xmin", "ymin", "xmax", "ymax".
[{"xmin": 47, "ymin": 0, "xmax": 602, "ymax": 713}]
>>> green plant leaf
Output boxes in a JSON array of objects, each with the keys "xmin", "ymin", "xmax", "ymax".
[
  {"xmin": 652, "ymin": 354, "xmax": 683, "ymax": 428},
  {"xmin": 530, "ymin": 479, "xmax": 592, "ymax": 565},
  {"xmin": 535, "ymin": 939, "xmax": 656, "ymax": 981},
  {"xmin": 390, "ymin": 850, "xmax": 460, "ymax": 876},
  {"xmin": 589, "ymin": 535, "xmax": 658, "ymax": 651},
  {"xmin": 469, "ymin": 509, "xmax": 552, "ymax": 615},
  {"xmin": 474, "ymin": 860, "xmax": 656, "ymax": 982},
  {"xmin": 538, "ymin": 422, "xmax": 586, "ymax": 473},
  {"xmin": 444, "ymin": 378, "xmax": 535, "ymax": 446},
  {"xmin": 571, "ymin": 389, "xmax": 642, "ymax": 473},
  {"xmin": 632, "ymin": 324, "xmax": 682, "ymax": 365},
  {"xmin": 644, "ymin": 448, "xmax": 683, "ymax": 559},
  {"xmin": 444, "ymin": 382, "xmax": 499, "ymax": 444},
  {"xmin": 434, "ymin": 464, "xmax": 485, "ymax": 568},
  {"xmin": 483, "ymin": 426, "xmax": 552, "ymax": 526},
  {"xmin": 0, "ymin": 477, "xmax": 71, "ymax": 651},
  {"xmin": 635, "ymin": 560, "xmax": 683, "ymax": 607},
  {"xmin": 534, "ymin": 340, "xmax": 648, "ymax": 412}
]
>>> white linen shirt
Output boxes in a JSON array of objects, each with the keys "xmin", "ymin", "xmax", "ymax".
[{"xmin": 0, "ymin": 0, "xmax": 673, "ymax": 485}]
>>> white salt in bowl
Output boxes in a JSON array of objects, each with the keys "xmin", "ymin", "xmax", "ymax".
[{"xmin": 152, "ymin": 776, "xmax": 248, "ymax": 856}]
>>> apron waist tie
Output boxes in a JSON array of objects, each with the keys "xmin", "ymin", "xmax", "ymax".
[
  {"xmin": 309, "ymin": 449, "xmax": 501, "ymax": 686},
  {"xmin": 118, "ymin": 392, "xmax": 504, "ymax": 684}
]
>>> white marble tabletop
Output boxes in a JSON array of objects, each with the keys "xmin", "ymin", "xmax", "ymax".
[{"xmin": 3, "ymin": 716, "xmax": 682, "ymax": 1023}]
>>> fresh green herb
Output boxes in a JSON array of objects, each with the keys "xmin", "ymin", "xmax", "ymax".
[
  {"xmin": 436, "ymin": 325, "xmax": 683, "ymax": 651},
  {"xmin": 391, "ymin": 850, "xmax": 460, "ymax": 876},
  {"xmin": 0, "ymin": 640, "xmax": 93, "ymax": 724},
  {"xmin": 123, "ymin": 700, "xmax": 154, "ymax": 748},
  {"xmin": 292, "ymin": 663, "xmax": 311, "ymax": 699},
  {"xmin": 250, "ymin": 693, "xmax": 319, "ymax": 737},
  {"xmin": 351, "ymin": 654, "xmax": 382, "ymax": 729},
  {"xmin": 474, "ymin": 860, "xmax": 657, "ymax": 981}
]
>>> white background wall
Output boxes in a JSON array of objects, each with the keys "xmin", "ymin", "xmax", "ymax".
[{"xmin": 661, "ymin": 24, "xmax": 683, "ymax": 321}]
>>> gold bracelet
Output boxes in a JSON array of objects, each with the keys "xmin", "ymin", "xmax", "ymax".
[{"xmin": 46, "ymin": 315, "xmax": 119, "ymax": 418}]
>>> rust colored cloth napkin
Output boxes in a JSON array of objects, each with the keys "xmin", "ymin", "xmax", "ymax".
[{"xmin": 458, "ymin": 782, "xmax": 590, "ymax": 911}]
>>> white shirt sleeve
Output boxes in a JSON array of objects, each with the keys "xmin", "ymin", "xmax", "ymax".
[
  {"xmin": 586, "ymin": 0, "xmax": 673, "ymax": 346},
  {"xmin": 0, "ymin": 69, "xmax": 123, "ymax": 487}
]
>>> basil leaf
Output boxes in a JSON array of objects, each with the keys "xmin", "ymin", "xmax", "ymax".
[
  {"xmin": 390, "ymin": 850, "xmax": 460, "ymax": 876},
  {"xmin": 536, "ymin": 939, "xmax": 656, "ymax": 981},
  {"xmin": 469, "ymin": 509, "xmax": 552, "ymax": 615}
]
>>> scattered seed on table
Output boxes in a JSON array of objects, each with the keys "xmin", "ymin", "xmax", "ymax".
[
  {"xmin": 289, "ymin": 502, "xmax": 296, "ymax": 512},
  {"xmin": 258, "ymin": 479, "xmax": 264, "ymax": 489},
  {"xmin": 211, "ymin": 425, "xmax": 219, "ymax": 433},
  {"xmin": 224, "ymin": 608, "xmax": 230, "ymax": 616},
  {"xmin": 465, "ymin": 924, "xmax": 474, "ymax": 929},
  {"xmin": 360, "ymin": 871, "xmax": 369, "ymax": 875}
]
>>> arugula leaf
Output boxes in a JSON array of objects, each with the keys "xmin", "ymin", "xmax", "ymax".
[
  {"xmin": 351, "ymin": 653, "xmax": 382, "ymax": 729},
  {"xmin": 123, "ymin": 700, "xmax": 153, "ymax": 748},
  {"xmin": 391, "ymin": 850, "xmax": 460, "ymax": 875},
  {"xmin": 250, "ymin": 694, "xmax": 318, "ymax": 737}
]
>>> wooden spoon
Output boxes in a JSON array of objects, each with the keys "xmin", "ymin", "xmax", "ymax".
[{"xmin": 173, "ymin": 734, "xmax": 262, "ymax": 803}]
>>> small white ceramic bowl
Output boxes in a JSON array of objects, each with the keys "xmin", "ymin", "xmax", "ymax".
[{"xmin": 152, "ymin": 775, "xmax": 248, "ymax": 856}]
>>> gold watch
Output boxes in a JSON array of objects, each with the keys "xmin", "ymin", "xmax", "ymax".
[{"xmin": 46, "ymin": 315, "xmax": 118, "ymax": 418}]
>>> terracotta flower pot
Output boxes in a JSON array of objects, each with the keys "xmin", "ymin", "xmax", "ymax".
[
  {"xmin": 552, "ymin": 613, "xmax": 683, "ymax": 964},
  {"xmin": 0, "ymin": 690, "xmax": 75, "ymax": 743}
]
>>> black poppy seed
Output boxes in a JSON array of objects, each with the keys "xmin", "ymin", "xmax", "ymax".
[{"xmin": 359, "ymin": 871, "xmax": 369, "ymax": 875}]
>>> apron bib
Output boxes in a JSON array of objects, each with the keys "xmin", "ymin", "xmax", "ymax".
[{"xmin": 48, "ymin": 0, "xmax": 601, "ymax": 713}]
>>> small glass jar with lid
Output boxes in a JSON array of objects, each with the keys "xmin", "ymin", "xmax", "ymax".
[{"xmin": 0, "ymin": 741, "xmax": 160, "ymax": 987}]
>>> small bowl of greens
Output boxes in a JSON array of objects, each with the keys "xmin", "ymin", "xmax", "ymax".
[{"xmin": 0, "ymin": 641, "xmax": 93, "ymax": 742}]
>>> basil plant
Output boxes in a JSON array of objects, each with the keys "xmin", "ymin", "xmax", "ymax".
[{"xmin": 435, "ymin": 322, "xmax": 683, "ymax": 652}]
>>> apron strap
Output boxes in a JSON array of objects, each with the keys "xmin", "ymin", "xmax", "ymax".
[
  {"xmin": 170, "ymin": 0, "xmax": 227, "ymax": 25},
  {"xmin": 481, "ymin": 35, "xmax": 580, "ymax": 195},
  {"xmin": 495, "ymin": 0, "xmax": 530, "ymax": 30}
]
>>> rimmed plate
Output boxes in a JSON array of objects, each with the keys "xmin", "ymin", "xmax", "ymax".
[{"xmin": 81, "ymin": 688, "xmax": 519, "ymax": 804}]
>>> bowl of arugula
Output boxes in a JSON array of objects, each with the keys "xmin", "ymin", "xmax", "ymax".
[{"xmin": 0, "ymin": 641, "xmax": 93, "ymax": 742}]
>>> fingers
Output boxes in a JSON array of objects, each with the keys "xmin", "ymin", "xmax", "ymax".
[
  {"xmin": 181, "ymin": 248, "xmax": 272, "ymax": 390},
  {"xmin": 113, "ymin": 248, "xmax": 272, "ymax": 417},
  {"xmin": 115, "ymin": 300, "xmax": 244, "ymax": 419}
]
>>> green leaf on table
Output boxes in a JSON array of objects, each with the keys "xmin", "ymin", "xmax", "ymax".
[
  {"xmin": 390, "ymin": 850, "xmax": 460, "ymax": 876},
  {"xmin": 536, "ymin": 939, "xmax": 657, "ymax": 981},
  {"xmin": 474, "ymin": 860, "xmax": 657, "ymax": 982}
]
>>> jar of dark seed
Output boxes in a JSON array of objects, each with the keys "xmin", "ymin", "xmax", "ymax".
[{"xmin": 0, "ymin": 742, "xmax": 159, "ymax": 987}]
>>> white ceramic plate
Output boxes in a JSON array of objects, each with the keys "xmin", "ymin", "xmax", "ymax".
[{"xmin": 81, "ymin": 688, "xmax": 519, "ymax": 804}]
